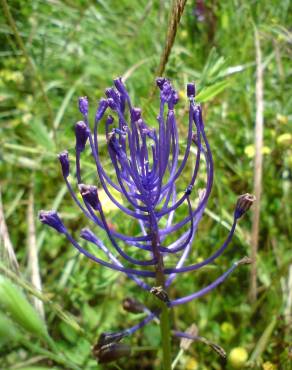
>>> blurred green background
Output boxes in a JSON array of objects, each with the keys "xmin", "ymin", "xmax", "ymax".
[{"xmin": 0, "ymin": 0, "xmax": 291, "ymax": 369}]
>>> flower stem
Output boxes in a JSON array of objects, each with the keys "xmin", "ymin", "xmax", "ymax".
[
  {"xmin": 159, "ymin": 300, "xmax": 172, "ymax": 370},
  {"xmin": 149, "ymin": 210, "xmax": 172, "ymax": 370}
]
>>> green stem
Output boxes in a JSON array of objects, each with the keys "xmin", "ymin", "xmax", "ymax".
[
  {"xmin": 159, "ymin": 301, "xmax": 172, "ymax": 370},
  {"xmin": 171, "ymin": 348, "xmax": 184, "ymax": 369},
  {"xmin": 154, "ymin": 261, "xmax": 172, "ymax": 370},
  {"xmin": 149, "ymin": 210, "xmax": 172, "ymax": 369},
  {"xmin": 21, "ymin": 339, "xmax": 80, "ymax": 370}
]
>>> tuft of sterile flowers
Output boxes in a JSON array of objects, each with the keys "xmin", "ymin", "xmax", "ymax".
[{"xmin": 40, "ymin": 77, "xmax": 255, "ymax": 363}]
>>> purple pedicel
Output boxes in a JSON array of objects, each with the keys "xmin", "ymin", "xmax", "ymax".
[{"xmin": 40, "ymin": 77, "xmax": 255, "ymax": 362}]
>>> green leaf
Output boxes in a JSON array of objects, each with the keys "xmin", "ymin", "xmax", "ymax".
[
  {"xmin": 53, "ymin": 78, "xmax": 82, "ymax": 131},
  {"xmin": 27, "ymin": 119, "xmax": 55, "ymax": 151},
  {"xmin": 248, "ymin": 316, "xmax": 277, "ymax": 364},
  {"xmin": 16, "ymin": 368, "xmax": 56, "ymax": 370},
  {"xmin": 0, "ymin": 276, "xmax": 47, "ymax": 338},
  {"xmin": 0, "ymin": 310, "xmax": 21, "ymax": 344},
  {"xmin": 196, "ymin": 80, "xmax": 230, "ymax": 103}
]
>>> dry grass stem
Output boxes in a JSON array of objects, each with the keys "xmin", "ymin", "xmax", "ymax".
[
  {"xmin": 156, "ymin": 0, "xmax": 187, "ymax": 78},
  {"xmin": 0, "ymin": 186, "xmax": 19, "ymax": 272},
  {"xmin": 250, "ymin": 27, "xmax": 264, "ymax": 303},
  {"xmin": 27, "ymin": 185, "xmax": 45, "ymax": 319}
]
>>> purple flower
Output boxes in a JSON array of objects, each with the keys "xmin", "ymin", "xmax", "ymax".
[
  {"xmin": 40, "ymin": 77, "xmax": 255, "ymax": 363},
  {"xmin": 75, "ymin": 121, "xmax": 89, "ymax": 153},
  {"xmin": 39, "ymin": 210, "xmax": 66, "ymax": 234},
  {"xmin": 79, "ymin": 184, "xmax": 100, "ymax": 211},
  {"xmin": 58, "ymin": 150, "xmax": 70, "ymax": 178},
  {"xmin": 187, "ymin": 82, "xmax": 196, "ymax": 98},
  {"xmin": 78, "ymin": 96, "xmax": 88, "ymax": 115}
]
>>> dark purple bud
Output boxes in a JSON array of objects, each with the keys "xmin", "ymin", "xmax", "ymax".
[
  {"xmin": 187, "ymin": 83, "xmax": 196, "ymax": 98},
  {"xmin": 114, "ymin": 77, "xmax": 126, "ymax": 94},
  {"xmin": 161, "ymin": 80, "xmax": 173, "ymax": 102},
  {"xmin": 96, "ymin": 98, "xmax": 108, "ymax": 121},
  {"xmin": 93, "ymin": 343, "xmax": 131, "ymax": 364},
  {"xmin": 80, "ymin": 228, "xmax": 96, "ymax": 243},
  {"xmin": 131, "ymin": 107, "xmax": 142, "ymax": 122},
  {"xmin": 122, "ymin": 297, "xmax": 145, "ymax": 314},
  {"xmin": 105, "ymin": 88, "xmax": 120, "ymax": 103},
  {"xmin": 75, "ymin": 121, "xmax": 89, "ymax": 153},
  {"xmin": 79, "ymin": 184, "xmax": 100, "ymax": 210},
  {"xmin": 156, "ymin": 77, "xmax": 167, "ymax": 89},
  {"xmin": 78, "ymin": 96, "xmax": 88, "ymax": 115},
  {"xmin": 58, "ymin": 150, "xmax": 70, "ymax": 178},
  {"xmin": 234, "ymin": 193, "xmax": 256, "ymax": 219},
  {"xmin": 107, "ymin": 98, "xmax": 117, "ymax": 110},
  {"xmin": 39, "ymin": 210, "xmax": 66, "ymax": 234}
]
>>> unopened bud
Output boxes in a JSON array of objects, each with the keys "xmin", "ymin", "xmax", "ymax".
[
  {"xmin": 107, "ymin": 98, "xmax": 117, "ymax": 110},
  {"xmin": 58, "ymin": 150, "xmax": 70, "ymax": 178},
  {"xmin": 105, "ymin": 88, "xmax": 120, "ymax": 103},
  {"xmin": 156, "ymin": 77, "xmax": 167, "ymax": 89},
  {"xmin": 122, "ymin": 297, "xmax": 145, "ymax": 314},
  {"xmin": 95, "ymin": 98, "xmax": 108, "ymax": 121},
  {"xmin": 187, "ymin": 83, "xmax": 196, "ymax": 98},
  {"xmin": 97, "ymin": 332, "xmax": 124, "ymax": 347},
  {"xmin": 78, "ymin": 96, "xmax": 88, "ymax": 115},
  {"xmin": 79, "ymin": 184, "xmax": 100, "ymax": 210},
  {"xmin": 114, "ymin": 77, "xmax": 126, "ymax": 94},
  {"xmin": 75, "ymin": 121, "xmax": 89, "ymax": 153},
  {"xmin": 234, "ymin": 193, "xmax": 256, "ymax": 219},
  {"xmin": 80, "ymin": 228, "xmax": 96, "ymax": 243},
  {"xmin": 93, "ymin": 342, "xmax": 131, "ymax": 364},
  {"xmin": 39, "ymin": 210, "xmax": 66, "ymax": 234},
  {"xmin": 131, "ymin": 107, "xmax": 142, "ymax": 122}
]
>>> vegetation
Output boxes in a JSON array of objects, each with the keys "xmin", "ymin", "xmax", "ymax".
[{"xmin": 0, "ymin": 0, "xmax": 291, "ymax": 369}]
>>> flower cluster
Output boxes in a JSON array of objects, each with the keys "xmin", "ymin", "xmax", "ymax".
[{"xmin": 39, "ymin": 77, "xmax": 255, "ymax": 363}]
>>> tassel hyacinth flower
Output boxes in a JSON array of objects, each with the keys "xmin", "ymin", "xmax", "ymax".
[{"xmin": 39, "ymin": 77, "xmax": 255, "ymax": 368}]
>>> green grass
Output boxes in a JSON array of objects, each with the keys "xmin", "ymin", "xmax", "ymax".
[{"xmin": 0, "ymin": 0, "xmax": 291, "ymax": 369}]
